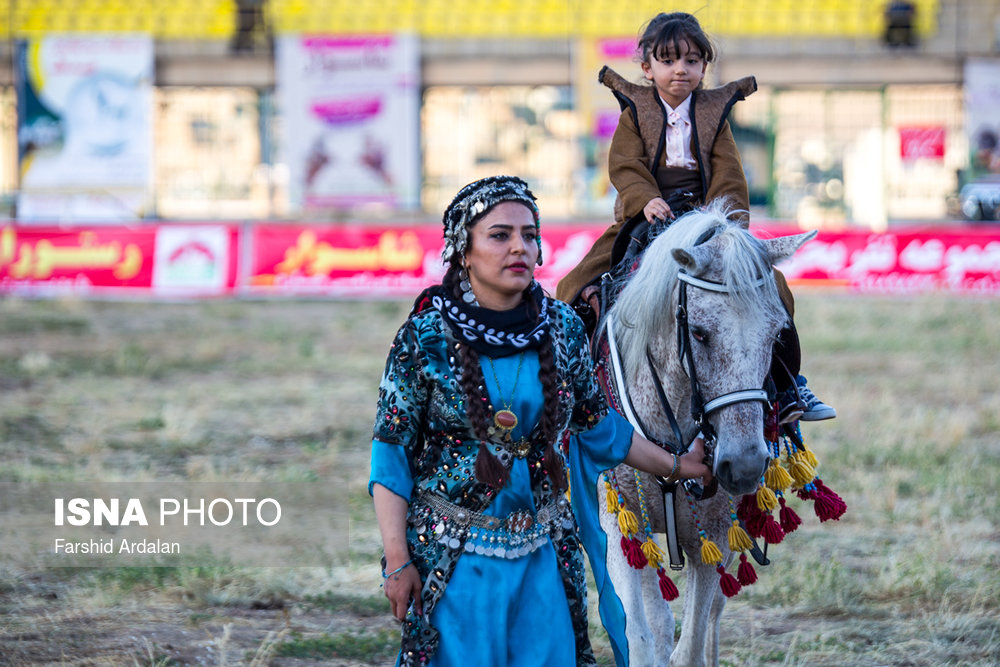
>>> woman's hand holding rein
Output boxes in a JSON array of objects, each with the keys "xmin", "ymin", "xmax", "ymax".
[
  {"xmin": 676, "ymin": 436, "xmax": 712, "ymax": 485},
  {"xmin": 625, "ymin": 432, "xmax": 713, "ymax": 488}
]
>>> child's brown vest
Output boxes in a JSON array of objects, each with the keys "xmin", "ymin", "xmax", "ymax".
[{"xmin": 599, "ymin": 66, "xmax": 757, "ymax": 223}]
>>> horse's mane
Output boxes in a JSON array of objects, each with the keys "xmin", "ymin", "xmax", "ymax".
[{"xmin": 608, "ymin": 200, "xmax": 781, "ymax": 381}]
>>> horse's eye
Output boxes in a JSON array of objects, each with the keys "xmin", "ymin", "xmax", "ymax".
[{"xmin": 691, "ymin": 327, "xmax": 709, "ymax": 344}]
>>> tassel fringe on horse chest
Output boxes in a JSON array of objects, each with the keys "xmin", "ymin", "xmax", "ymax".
[{"xmin": 601, "ymin": 420, "xmax": 846, "ymax": 599}]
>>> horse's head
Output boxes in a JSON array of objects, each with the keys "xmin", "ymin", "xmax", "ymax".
[{"xmin": 610, "ymin": 203, "xmax": 816, "ymax": 496}]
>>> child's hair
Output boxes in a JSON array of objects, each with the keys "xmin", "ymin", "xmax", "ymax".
[{"xmin": 637, "ymin": 12, "xmax": 715, "ymax": 64}]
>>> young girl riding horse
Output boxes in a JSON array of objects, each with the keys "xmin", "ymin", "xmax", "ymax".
[{"xmin": 557, "ymin": 11, "xmax": 834, "ymax": 422}]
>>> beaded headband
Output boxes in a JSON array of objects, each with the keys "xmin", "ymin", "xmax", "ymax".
[{"xmin": 441, "ymin": 175, "xmax": 543, "ymax": 266}]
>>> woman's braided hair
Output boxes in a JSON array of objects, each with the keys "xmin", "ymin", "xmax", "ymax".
[{"xmin": 443, "ymin": 267, "xmax": 567, "ymax": 492}]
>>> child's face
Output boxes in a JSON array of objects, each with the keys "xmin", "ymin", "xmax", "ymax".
[{"xmin": 642, "ymin": 39, "xmax": 707, "ymax": 108}]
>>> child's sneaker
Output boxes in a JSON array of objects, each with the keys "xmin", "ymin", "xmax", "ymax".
[{"xmin": 796, "ymin": 375, "xmax": 837, "ymax": 421}]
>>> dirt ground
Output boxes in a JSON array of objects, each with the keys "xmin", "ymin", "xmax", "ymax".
[
  {"xmin": 1, "ymin": 570, "xmax": 399, "ymax": 666},
  {"xmin": 2, "ymin": 296, "xmax": 999, "ymax": 666}
]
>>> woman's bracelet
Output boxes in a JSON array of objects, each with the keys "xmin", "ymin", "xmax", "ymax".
[
  {"xmin": 382, "ymin": 559, "xmax": 413, "ymax": 581},
  {"xmin": 664, "ymin": 452, "xmax": 681, "ymax": 484}
]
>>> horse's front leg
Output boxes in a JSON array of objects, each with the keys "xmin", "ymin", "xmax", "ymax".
[
  {"xmin": 703, "ymin": 575, "xmax": 728, "ymax": 666},
  {"xmin": 669, "ymin": 562, "xmax": 727, "ymax": 667},
  {"xmin": 639, "ymin": 554, "xmax": 675, "ymax": 665}
]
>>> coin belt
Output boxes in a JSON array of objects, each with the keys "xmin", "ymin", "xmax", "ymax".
[{"xmin": 412, "ymin": 491, "xmax": 574, "ymax": 559}]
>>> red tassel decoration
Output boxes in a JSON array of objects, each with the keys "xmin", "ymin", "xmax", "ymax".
[
  {"xmin": 737, "ymin": 553, "xmax": 758, "ymax": 586},
  {"xmin": 814, "ymin": 478, "xmax": 847, "ymax": 520},
  {"xmin": 763, "ymin": 514, "xmax": 786, "ymax": 544},
  {"xmin": 621, "ymin": 536, "xmax": 647, "ymax": 569},
  {"xmin": 717, "ymin": 564, "xmax": 741, "ymax": 597},
  {"xmin": 795, "ymin": 486, "xmax": 815, "ymax": 503},
  {"xmin": 745, "ymin": 510, "xmax": 768, "ymax": 539},
  {"xmin": 813, "ymin": 493, "xmax": 837, "ymax": 522},
  {"xmin": 736, "ymin": 494, "xmax": 759, "ymax": 521},
  {"xmin": 657, "ymin": 568, "xmax": 679, "ymax": 601},
  {"xmin": 630, "ymin": 538, "xmax": 648, "ymax": 568},
  {"xmin": 778, "ymin": 496, "xmax": 802, "ymax": 533},
  {"xmin": 795, "ymin": 480, "xmax": 846, "ymax": 522},
  {"xmin": 737, "ymin": 494, "xmax": 767, "ymax": 538}
]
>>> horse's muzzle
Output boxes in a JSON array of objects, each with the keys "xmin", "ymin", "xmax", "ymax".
[{"xmin": 714, "ymin": 449, "xmax": 768, "ymax": 496}]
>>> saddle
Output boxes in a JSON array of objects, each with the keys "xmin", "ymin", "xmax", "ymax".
[{"xmin": 573, "ymin": 189, "xmax": 696, "ymax": 338}]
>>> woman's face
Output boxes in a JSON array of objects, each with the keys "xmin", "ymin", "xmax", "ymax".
[{"xmin": 463, "ymin": 201, "xmax": 539, "ymax": 311}]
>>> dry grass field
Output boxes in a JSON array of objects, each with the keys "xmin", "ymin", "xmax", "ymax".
[{"xmin": 1, "ymin": 292, "xmax": 998, "ymax": 666}]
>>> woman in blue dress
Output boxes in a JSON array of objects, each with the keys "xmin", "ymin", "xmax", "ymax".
[{"xmin": 370, "ymin": 176, "xmax": 711, "ymax": 666}]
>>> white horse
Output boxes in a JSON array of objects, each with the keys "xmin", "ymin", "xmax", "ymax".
[{"xmin": 596, "ymin": 204, "xmax": 816, "ymax": 667}]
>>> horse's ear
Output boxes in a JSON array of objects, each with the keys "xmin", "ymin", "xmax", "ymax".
[
  {"xmin": 672, "ymin": 245, "xmax": 714, "ymax": 274},
  {"xmin": 761, "ymin": 230, "xmax": 818, "ymax": 265}
]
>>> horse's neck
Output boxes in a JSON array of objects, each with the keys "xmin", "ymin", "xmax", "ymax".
[{"xmin": 631, "ymin": 337, "xmax": 699, "ymax": 445}]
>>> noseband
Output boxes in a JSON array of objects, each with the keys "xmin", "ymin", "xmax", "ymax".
[{"xmin": 674, "ymin": 270, "xmax": 773, "ymax": 444}]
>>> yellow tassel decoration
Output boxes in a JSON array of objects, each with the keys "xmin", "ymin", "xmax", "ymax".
[
  {"xmin": 642, "ymin": 538, "xmax": 665, "ymax": 569},
  {"xmin": 605, "ymin": 485, "xmax": 620, "ymax": 514},
  {"xmin": 756, "ymin": 484, "xmax": 779, "ymax": 511},
  {"xmin": 788, "ymin": 455, "xmax": 816, "ymax": 486},
  {"xmin": 617, "ymin": 508, "xmax": 639, "ymax": 536},
  {"xmin": 700, "ymin": 536, "xmax": 723, "ymax": 565},
  {"xmin": 728, "ymin": 520, "xmax": 754, "ymax": 552},
  {"xmin": 799, "ymin": 444, "xmax": 819, "ymax": 469},
  {"xmin": 764, "ymin": 459, "xmax": 793, "ymax": 492}
]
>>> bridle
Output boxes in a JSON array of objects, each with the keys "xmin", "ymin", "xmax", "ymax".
[
  {"xmin": 603, "ymin": 269, "xmax": 774, "ymax": 498},
  {"xmin": 673, "ymin": 270, "xmax": 774, "ymax": 444},
  {"xmin": 602, "ymin": 266, "xmax": 775, "ymax": 569},
  {"xmin": 606, "ymin": 266, "xmax": 773, "ymax": 444}
]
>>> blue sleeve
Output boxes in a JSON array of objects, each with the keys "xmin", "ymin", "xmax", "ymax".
[
  {"xmin": 368, "ymin": 439, "xmax": 414, "ymax": 500},
  {"xmin": 574, "ymin": 408, "xmax": 634, "ymax": 471},
  {"xmin": 565, "ymin": 407, "xmax": 635, "ymax": 666}
]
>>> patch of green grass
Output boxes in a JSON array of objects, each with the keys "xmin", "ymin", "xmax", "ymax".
[
  {"xmin": 303, "ymin": 591, "xmax": 387, "ymax": 616},
  {"xmin": 56, "ymin": 345, "xmax": 227, "ymax": 380},
  {"xmin": 0, "ymin": 308, "xmax": 91, "ymax": 335},
  {"xmin": 723, "ymin": 648, "xmax": 787, "ymax": 666},
  {"xmin": 274, "ymin": 629, "xmax": 398, "ymax": 660},
  {"xmin": 135, "ymin": 416, "xmax": 167, "ymax": 431},
  {"xmin": 131, "ymin": 640, "xmax": 179, "ymax": 667},
  {"xmin": 89, "ymin": 563, "xmax": 234, "ymax": 593},
  {"xmin": 187, "ymin": 611, "xmax": 216, "ymax": 625},
  {"xmin": 0, "ymin": 414, "xmax": 63, "ymax": 450}
]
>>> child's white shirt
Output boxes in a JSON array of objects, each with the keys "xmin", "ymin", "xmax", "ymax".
[{"xmin": 659, "ymin": 93, "xmax": 697, "ymax": 170}]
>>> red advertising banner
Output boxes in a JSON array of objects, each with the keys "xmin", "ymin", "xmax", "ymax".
[
  {"xmin": 3, "ymin": 222, "xmax": 1000, "ymax": 298},
  {"xmin": 765, "ymin": 225, "xmax": 1000, "ymax": 293},
  {"xmin": 245, "ymin": 224, "xmax": 605, "ymax": 297},
  {"xmin": 0, "ymin": 224, "xmax": 240, "ymax": 297},
  {"xmin": 248, "ymin": 223, "xmax": 1000, "ymax": 297}
]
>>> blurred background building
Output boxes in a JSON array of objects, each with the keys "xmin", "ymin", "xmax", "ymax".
[{"xmin": 3, "ymin": 0, "xmax": 1000, "ymax": 228}]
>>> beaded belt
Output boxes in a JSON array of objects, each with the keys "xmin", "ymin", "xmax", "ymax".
[{"xmin": 412, "ymin": 492, "xmax": 574, "ymax": 560}]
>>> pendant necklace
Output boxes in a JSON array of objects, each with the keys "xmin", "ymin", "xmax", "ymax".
[{"xmin": 487, "ymin": 353, "xmax": 525, "ymax": 436}]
